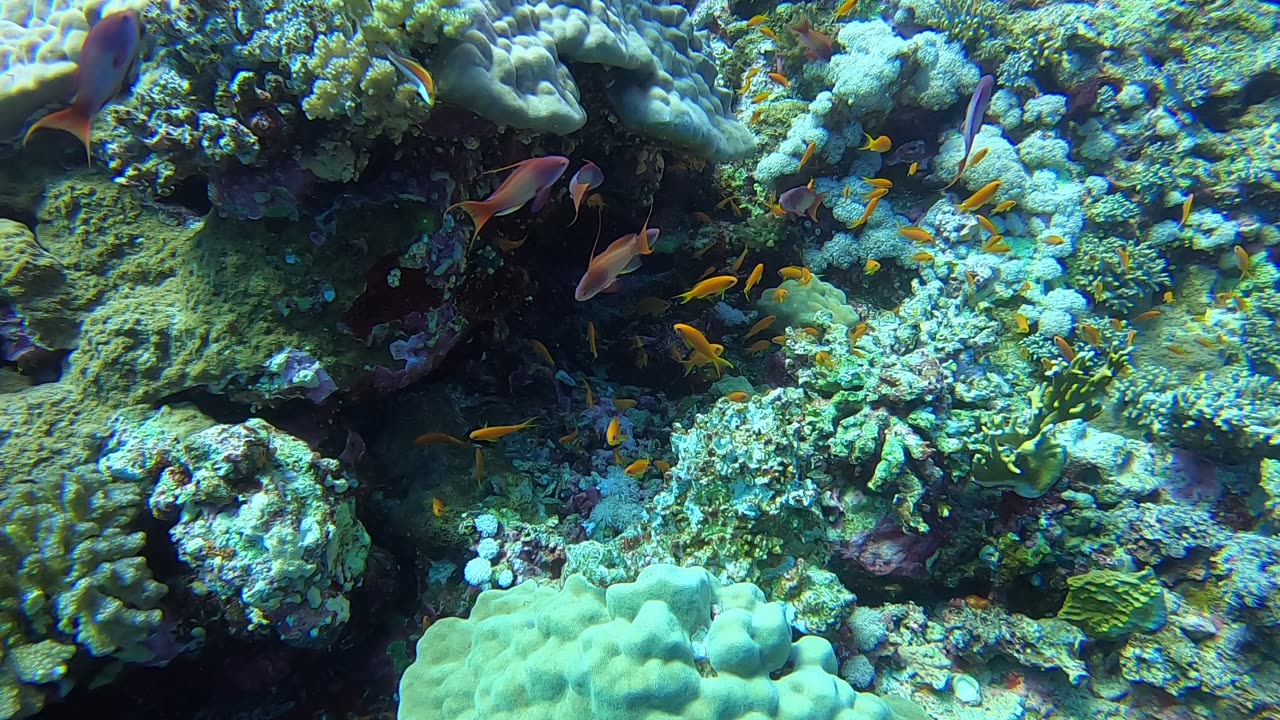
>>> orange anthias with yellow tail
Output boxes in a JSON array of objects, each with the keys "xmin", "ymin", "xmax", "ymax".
[
  {"xmin": 448, "ymin": 156, "xmax": 570, "ymax": 240},
  {"xmin": 24, "ymin": 10, "xmax": 142, "ymax": 164},
  {"xmin": 673, "ymin": 323, "xmax": 734, "ymax": 377},
  {"xmin": 575, "ymin": 208, "xmax": 658, "ymax": 301}
]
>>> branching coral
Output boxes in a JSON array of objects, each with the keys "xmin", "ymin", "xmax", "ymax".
[
  {"xmin": 1066, "ymin": 234, "xmax": 1170, "ymax": 315},
  {"xmin": 972, "ymin": 347, "xmax": 1128, "ymax": 497}
]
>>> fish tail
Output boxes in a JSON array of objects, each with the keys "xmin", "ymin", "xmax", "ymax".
[
  {"xmin": 712, "ymin": 355, "xmax": 734, "ymax": 377},
  {"xmin": 24, "ymin": 106, "xmax": 93, "ymax": 165},
  {"xmin": 447, "ymin": 199, "xmax": 500, "ymax": 239}
]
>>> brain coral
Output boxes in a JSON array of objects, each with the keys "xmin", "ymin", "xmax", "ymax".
[
  {"xmin": 430, "ymin": 0, "xmax": 755, "ymax": 160},
  {"xmin": 399, "ymin": 563, "xmax": 903, "ymax": 720}
]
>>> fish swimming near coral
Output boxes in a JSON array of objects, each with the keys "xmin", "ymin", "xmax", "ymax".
[
  {"xmin": 790, "ymin": 17, "xmax": 834, "ymax": 61},
  {"xmin": 24, "ymin": 10, "xmax": 142, "ymax": 163},
  {"xmin": 607, "ymin": 416, "xmax": 628, "ymax": 446},
  {"xmin": 530, "ymin": 339, "xmax": 556, "ymax": 368},
  {"xmin": 575, "ymin": 209, "xmax": 658, "ymax": 301},
  {"xmin": 448, "ymin": 156, "xmax": 570, "ymax": 240},
  {"xmin": 744, "ymin": 314, "xmax": 776, "ymax": 340},
  {"xmin": 673, "ymin": 323, "xmax": 733, "ymax": 377},
  {"xmin": 381, "ymin": 46, "xmax": 437, "ymax": 107},
  {"xmin": 743, "ymin": 263, "xmax": 765, "ymax": 299},
  {"xmin": 567, "ymin": 162, "xmax": 604, "ymax": 226},
  {"xmin": 470, "ymin": 418, "xmax": 537, "ymax": 442},
  {"xmin": 674, "ymin": 276, "xmax": 738, "ymax": 304},
  {"xmin": 943, "ymin": 74, "xmax": 995, "ymax": 189},
  {"xmin": 959, "ymin": 180, "xmax": 1003, "ymax": 212},
  {"xmin": 857, "ymin": 134, "xmax": 892, "ymax": 153},
  {"xmin": 778, "ymin": 185, "xmax": 826, "ymax": 220}
]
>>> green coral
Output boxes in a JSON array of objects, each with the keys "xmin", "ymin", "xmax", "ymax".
[
  {"xmin": 1243, "ymin": 289, "xmax": 1280, "ymax": 375},
  {"xmin": 973, "ymin": 347, "xmax": 1128, "ymax": 498},
  {"xmin": 1058, "ymin": 568, "xmax": 1168, "ymax": 640},
  {"xmin": 1067, "ymin": 234, "xmax": 1171, "ymax": 315},
  {"xmin": 0, "ymin": 468, "xmax": 166, "ymax": 719}
]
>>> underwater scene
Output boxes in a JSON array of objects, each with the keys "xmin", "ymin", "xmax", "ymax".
[{"xmin": 0, "ymin": 0, "xmax": 1278, "ymax": 718}]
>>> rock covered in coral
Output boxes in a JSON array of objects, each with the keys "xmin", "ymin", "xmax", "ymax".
[
  {"xmin": 1056, "ymin": 568, "xmax": 1168, "ymax": 640},
  {"xmin": 104, "ymin": 409, "xmax": 369, "ymax": 647}
]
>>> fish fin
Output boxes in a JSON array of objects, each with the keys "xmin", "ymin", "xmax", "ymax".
[
  {"xmin": 447, "ymin": 199, "xmax": 499, "ymax": 241},
  {"xmin": 638, "ymin": 228, "xmax": 659, "ymax": 256},
  {"xmin": 619, "ymin": 255, "xmax": 643, "ymax": 275},
  {"xmin": 530, "ymin": 184, "xmax": 554, "ymax": 213},
  {"xmin": 636, "ymin": 205, "xmax": 656, "ymax": 254},
  {"xmin": 24, "ymin": 106, "xmax": 92, "ymax": 165},
  {"xmin": 568, "ymin": 185, "xmax": 584, "ymax": 227},
  {"xmin": 481, "ymin": 159, "xmax": 532, "ymax": 175}
]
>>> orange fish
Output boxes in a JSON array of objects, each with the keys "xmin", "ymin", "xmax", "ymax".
[
  {"xmin": 815, "ymin": 351, "xmax": 836, "ymax": 369},
  {"xmin": 899, "ymin": 226, "xmax": 935, "ymax": 244},
  {"xmin": 624, "ymin": 458, "xmax": 650, "ymax": 477},
  {"xmin": 752, "ymin": 90, "xmax": 772, "ymax": 103},
  {"xmin": 587, "ymin": 321, "xmax": 599, "ymax": 359},
  {"xmin": 1117, "ymin": 247, "xmax": 1132, "ymax": 271},
  {"xmin": 1179, "ymin": 195, "xmax": 1193, "ymax": 228},
  {"xmin": 968, "ymin": 147, "xmax": 989, "ymax": 168},
  {"xmin": 865, "ymin": 187, "xmax": 889, "ymax": 201},
  {"xmin": 1163, "ymin": 290, "xmax": 1175, "ymax": 304},
  {"xmin": 790, "ymin": 16, "xmax": 834, "ymax": 61},
  {"xmin": 1110, "ymin": 318, "xmax": 1125, "ymax": 331},
  {"xmin": 584, "ymin": 377, "xmax": 595, "ymax": 406},
  {"xmin": 1042, "ymin": 235, "xmax": 1065, "ymax": 246},
  {"xmin": 911, "ymin": 251, "xmax": 934, "ymax": 263},
  {"xmin": 559, "ymin": 430, "xmax": 580, "ymax": 446},
  {"xmin": 448, "ymin": 156, "xmax": 570, "ymax": 240},
  {"xmin": 850, "ymin": 195, "xmax": 881, "ymax": 228},
  {"xmin": 613, "ymin": 398, "xmax": 637, "ymax": 411},
  {"xmin": 835, "ymin": 0, "xmax": 858, "ymax": 18},
  {"xmin": 981, "ymin": 235, "xmax": 1011, "ymax": 254},
  {"xmin": 732, "ymin": 244, "xmax": 749, "ymax": 272},
  {"xmin": 382, "ymin": 45, "xmax": 439, "ymax": 106},
  {"xmin": 607, "ymin": 416, "xmax": 628, "ymax": 446},
  {"xmin": 675, "ymin": 275, "xmax": 738, "ymax": 303},
  {"xmin": 958, "ymin": 180, "xmax": 1002, "ymax": 212},
  {"xmin": 976, "ymin": 215, "xmax": 998, "ymax": 234},
  {"xmin": 908, "ymin": 162, "xmax": 919, "ymax": 176},
  {"xmin": 843, "ymin": 184, "xmax": 852, "ymax": 199},
  {"xmin": 414, "ymin": 432, "xmax": 468, "ymax": 447},
  {"xmin": 864, "ymin": 259, "xmax": 881, "ymax": 275},
  {"xmin": 635, "ymin": 296, "xmax": 671, "ymax": 316},
  {"xmin": 1014, "ymin": 313, "xmax": 1030, "ymax": 333},
  {"xmin": 1054, "ymin": 335, "xmax": 1076, "ymax": 362},
  {"xmin": 802, "ymin": 327, "xmax": 822, "ymax": 337},
  {"xmin": 1234, "ymin": 245, "xmax": 1251, "ymax": 278},
  {"xmin": 857, "ymin": 134, "xmax": 892, "ymax": 152},
  {"xmin": 1166, "ymin": 344, "xmax": 1189, "ymax": 356},
  {"xmin": 772, "ymin": 288, "xmax": 789, "ymax": 303},
  {"xmin": 1133, "ymin": 310, "xmax": 1162, "ymax": 322},
  {"xmin": 575, "ymin": 208, "xmax": 658, "ymax": 301},
  {"xmin": 741, "ymin": 67, "xmax": 761, "ymax": 90},
  {"xmin": 725, "ymin": 391, "xmax": 751, "ymax": 402},
  {"xmin": 849, "ymin": 322, "xmax": 870, "ymax": 343},
  {"xmin": 1081, "ymin": 324, "xmax": 1102, "ymax": 347},
  {"xmin": 673, "ymin": 323, "xmax": 734, "ymax": 376},
  {"xmin": 745, "ymin": 314, "xmax": 776, "ymax": 340},
  {"xmin": 863, "ymin": 177, "xmax": 893, "ymax": 189},
  {"xmin": 432, "ymin": 497, "xmax": 447, "ymax": 517},
  {"xmin": 778, "ymin": 266, "xmax": 813, "ymax": 285},
  {"xmin": 747, "ymin": 340, "xmax": 773, "ymax": 355},
  {"xmin": 965, "ymin": 270, "xmax": 977, "ymax": 289},
  {"xmin": 771, "ymin": 335, "xmax": 788, "ymax": 345},
  {"xmin": 744, "ymin": 263, "xmax": 765, "ymax": 299},
  {"xmin": 567, "ymin": 162, "xmax": 605, "ymax": 226},
  {"xmin": 992, "ymin": 200, "xmax": 1017, "ymax": 214},
  {"xmin": 759, "ymin": 27, "xmax": 779, "ymax": 40},
  {"xmin": 654, "ymin": 459, "xmax": 672, "ymax": 472},
  {"xmin": 470, "ymin": 418, "xmax": 537, "ymax": 442},
  {"xmin": 799, "ymin": 141, "xmax": 818, "ymax": 170},
  {"xmin": 768, "ymin": 71, "xmax": 790, "ymax": 88},
  {"xmin": 747, "ymin": 14, "xmax": 768, "ymax": 26}
]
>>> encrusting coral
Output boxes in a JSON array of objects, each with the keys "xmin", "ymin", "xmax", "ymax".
[{"xmin": 1057, "ymin": 568, "xmax": 1168, "ymax": 640}]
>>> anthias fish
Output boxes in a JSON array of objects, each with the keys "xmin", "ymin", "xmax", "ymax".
[
  {"xmin": 576, "ymin": 210, "xmax": 658, "ymax": 301},
  {"xmin": 448, "ymin": 156, "xmax": 570, "ymax": 239},
  {"xmin": 567, "ymin": 162, "xmax": 604, "ymax": 226}
]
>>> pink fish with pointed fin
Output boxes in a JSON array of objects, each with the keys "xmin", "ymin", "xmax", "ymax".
[
  {"xmin": 567, "ymin": 161, "xmax": 604, "ymax": 226},
  {"xmin": 790, "ymin": 17, "xmax": 834, "ymax": 61},
  {"xmin": 448, "ymin": 156, "xmax": 570, "ymax": 240},
  {"xmin": 24, "ymin": 10, "xmax": 142, "ymax": 164},
  {"xmin": 575, "ymin": 209, "xmax": 658, "ymax": 301},
  {"xmin": 779, "ymin": 185, "xmax": 827, "ymax": 220}
]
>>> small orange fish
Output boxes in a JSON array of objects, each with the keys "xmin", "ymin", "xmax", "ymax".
[
  {"xmin": 849, "ymin": 347, "xmax": 867, "ymax": 358},
  {"xmin": 751, "ymin": 90, "xmax": 772, "ymax": 103},
  {"xmin": 474, "ymin": 448, "xmax": 485, "ymax": 487},
  {"xmin": 799, "ymin": 141, "xmax": 817, "ymax": 170},
  {"xmin": 991, "ymin": 200, "xmax": 1017, "ymax": 214},
  {"xmin": 613, "ymin": 398, "xmax": 637, "ymax": 411},
  {"xmin": 607, "ymin": 416, "xmax": 627, "ymax": 446},
  {"xmin": 1166, "ymin": 344, "xmax": 1189, "ymax": 356},
  {"xmin": 415, "ymin": 432, "xmax": 468, "ymax": 447},
  {"xmin": 835, "ymin": 0, "xmax": 858, "ymax": 19},
  {"xmin": 899, "ymin": 226, "xmax": 935, "ymax": 244},
  {"xmin": 857, "ymin": 133, "xmax": 892, "ymax": 152},
  {"xmin": 559, "ymin": 430, "xmax": 580, "ymax": 446},
  {"xmin": 958, "ymin": 180, "xmax": 1002, "ymax": 212},
  {"xmin": 495, "ymin": 234, "xmax": 527, "ymax": 252},
  {"xmin": 624, "ymin": 458, "xmax": 650, "ymax": 477},
  {"xmin": 864, "ymin": 259, "xmax": 881, "ymax": 275},
  {"xmin": 767, "ymin": 202, "xmax": 786, "ymax": 216},
  {"xmin": 725, "ymin": 391, "xmax": 751, "ymax": 402},
  {"xmin": 911, "ymin": 251, "xmax": 934, "ymax": 263},
  {"xmin": 771, "ymin": 335, "xmax": 788, "ymax": 345},
  {"xmin": 1234, "ymin": 245, "xmax": 1251, "ymax": 278},
  {"xmin": 849, "ymin": 195, "xmax": 881, "ymax": 228},
  {"xmin": 587, "ymin": 320, "xmax": 599, "ymax": 359},
  {"xmin": 1133, "ymin": 310, "xmax": 1162, "ymax": 323},
  {"xmin": 849, "ymin": 322, "xmax": 870, "ymax": 343},
  {"xmin": 864, "ymin": 187, "xmax": 889, "ymax": 201},
  {"xmin": 802, "ymin": 327, "xmax": 822, "ymax": 337},
  {"xmin": 530, "ymin": 339, "xmax": 556, "ymax": 368},
  {"xmin": 760, "ymin": 26, "xmax": 779, "ymax": 39},
  {"xmin": 965, "ymin": 270, "xmax": 977, "ymax": 289},
  {"xmin": 674, "ymin": 275, "xmax": 738, "ymax": 303},
  {"xmin": 908, "ymin": 162, "xmax": 919, "ymax": 176},
  {"xmin": 1054, "ymin": 335, "xmax": 1076, "ymax": 362},
  {"xmin": 968, "ymin": 147, "xmax": 990, "ymax": 168},
  {"xmin": 697, "ymin": 265, "xmax": 717, "ymax": 280},
  {"xmin": 772, "ymin": 288, "xmax": 790, "ymax": 303},
  {"xmin": 1163, "ymin": 291, "xmax": 1175, "ymax": 304},
  {"xmin": 613, "ymin": 449, "xmax": 623, "ymax": 465},
  {"xmin": 976, "ymin": 215, "xmax": 998, "ymax": 234},
  {"xmin": 1014, "ymin": 313, "xmax": 1030, "ymax": 333},
  {"xmin": 749, "ymin": 108, "xmax": 765, "ymax": 125},
  {"xmin": 654, "ymin": 459, "xmax": 672, "ymax": 472},
  {"xmin": 814, "ymin": 351, "xmax": 836, "ymax": 369},
  {"xmin": 1179, "ymin": 195, "xmax": 1193, "ymax": 228},
  {"xmin": 778, "ymin": 266, "xmax": 813, "ymax": 285},
  {"xmin": 744, "ymin": 263, "xmax": 765, "ymax": 298},
  {"xmin": 432, "ymin": 497, "xmax": 446, "ymax": 517},
  {"xmin": 1232, "ymin": 294, "xmax": 1249, "ymax": 312},
  {"xmin": 732, "ymin": 244, "xmax": 749, "ymax": 272},
  {"xmin": 470, "ymin": 418, "xmax": 537, "ymax": 442},
  {"xmin": 981, "ymin": 235, "xmax": 1011, "ymax": 253},
  {"xmin": 1042, "ymin": 235, "xmax": 1065, "ymax": 246},
  {"xmin": 747, "ymin": 339, "xmax": 773, "ymax": 355},
  {"xmin": 745, "ymin": 314, "xmax": 777, "ymax": 340},
  {"xmin": 863, "ymin": 177, "xmax": 893, "ymax": 189},
  {"xmin": 1126, "ymin": 329, "xmax": 1137, "ymax": 346},
  {"xmin": 673, "ymin": 323, "xmax": 734, "ymax": 376},
  {"xmin": 741, "ymin": 66, "xmax": 761, "ymax": 88},
  {"xmin": 1195, "ymin": 337, "xmax": 1218, "ymax": 349},
  {"xmin": 747, "ymin": 14, "xmax": 768, "ymax": 27},
  {"xmin": 768, "ymin": 71, "xmax": 789, "ymax": 88},
  {"xmin": 1117, "ymin": 247, "xmax": 1132, "ymax": 271},
  {"xmin": 1081, "ymin": 324, "xmax": 1102, "ymax": 347},
  {"xmin": 635, "ymin": 296, "xmax": 671, "ymax": 316},
  {"xmin": 1110, "ymin": 318, "xmax": 1125, "ymax": 331},
  {"xmin": 584, "ymin": 377, "xmax": 595, "ymax": 406},
  {"xmin": 843, "ymin": 184, "xmax": 852, "ymax": 199}
]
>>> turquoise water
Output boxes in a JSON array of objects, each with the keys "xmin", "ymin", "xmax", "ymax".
[{"xmin": 1, "ymin": 0, "xmax": 1277, "ymax": 718}]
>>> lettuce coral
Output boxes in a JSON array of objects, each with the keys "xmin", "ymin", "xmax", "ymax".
[{"xmin": 1057, "ymin": 568, "xmax": 1168, "ymax": 640}]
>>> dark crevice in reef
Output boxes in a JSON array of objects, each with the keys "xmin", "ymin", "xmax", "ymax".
[{"xmin": 160, "ymin": 174, "xmax": 215, "ymax": 216}]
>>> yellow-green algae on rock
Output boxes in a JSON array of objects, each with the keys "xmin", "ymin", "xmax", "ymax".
[{"xmin": 1058, "ymin": 568, "xmax": 1168, "ymax": 640}]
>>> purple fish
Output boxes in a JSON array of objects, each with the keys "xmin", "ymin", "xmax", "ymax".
[
  {"xmin": 567, "ymin": 161, "xmax": 604, "ymax": 226},
  {"xmin": 943, "ymin": 74, "xmax": 995, "ymax": 189},
  {"xmin": 24, "ymin": 10, "xmax": 142, "ymax": 164},
  {"xmin": 779, "ymin": 185, "xmax": 827, "ymax": 220}
]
